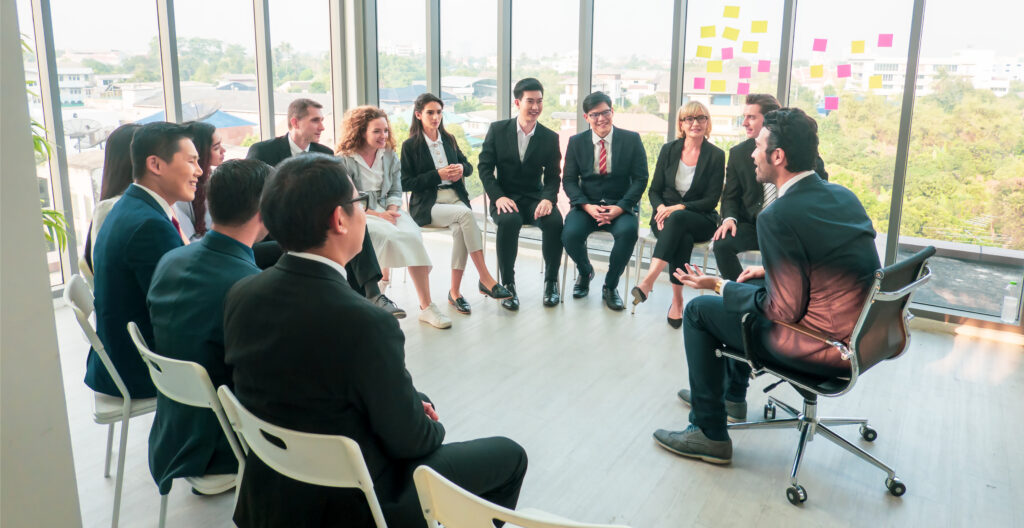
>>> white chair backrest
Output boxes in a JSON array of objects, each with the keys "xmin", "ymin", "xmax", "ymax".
[
  {"xmin": 64, "ymin": 274, "xmax": 131, "ymax": 399},
  {"xmin": 413, "ymin": 466, "xmax": 630, "ymax": 528},
  {"xmin": 216, "ymin": 386, "xmax": 388, "ymax": 528}
]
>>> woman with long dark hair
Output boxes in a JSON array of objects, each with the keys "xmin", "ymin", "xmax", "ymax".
[
  {"xmin": 174, "ymin": 121, "xmax": 225, "ymax": 240},
  {"xmin": 401, "ymin": 93, "xmax": 510, "ymax": 315},
  {"xmin": 81, "ymin": 123, "xmax": 140, "ymax": 276}
]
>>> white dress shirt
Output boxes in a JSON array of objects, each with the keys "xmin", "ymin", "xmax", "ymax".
[
  {"xmin": 288, "ymin": 251, "xmax": 348, "ymax": 280},
  {"xmin": 674, "ymin": 161, "xmax": 696, "ymax": 194},
  {"xmin": 424, "ymin": 134, "xmax": 452, "ymax": 187},
  {"xmin": 778, "ymin": 170, "xmax": 817, "ymax": 197},
  {"xmin": 288, "ymin": 133, "xmax": 311, "ymax": 157},
  {"xmin": 132, "ymin": 183, "xmax": 176, "ymax": 221},
  {"xmin": 517, "ymin": 121, "xmax": 536, "ymax": 162},
  {"xmin": 353, "ymin": 149, "xmax": 386, "ymax": 203},
  {"xmin": 592, "ymin": 127, "xmax": 614, "ymax": 173}
]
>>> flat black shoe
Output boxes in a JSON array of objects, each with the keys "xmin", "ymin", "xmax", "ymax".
[
  {"xmin": 500, "ymin": 284, "xmax": 519, "ymax": 311},
  {"xmin": 448, "ymin": 293, "xmax": 471, "ymax": 315},
  {"xmin": 630, "ymin": 286, "xmax": 649, "ymax": 306},
  {"xmin": 478, "ymin": 281, "xmax": 513, "ymax": 300},
  {"xmin": 543, "ymin": 281, "xmax": 560, "ymax": 306},
  {"xmin": 372, "ymin": 294, "xmax": 406, "ymax": 319},
  {"xmin": 573, "ymin": 270, "xmax": 594, "ymax": 299},
  {"xmin": 667, "ymin": 308, "xmax": 682, "ymax": 329},
  {"xmin": 602, "ymin": 286, "xmax": 625, "ymax": 311}
]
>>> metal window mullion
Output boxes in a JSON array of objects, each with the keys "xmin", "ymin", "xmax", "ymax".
[
  {"xmin": 155, "ymin": 0, "xmax": 182, "ymax": 123},
  {"xmin": 576, "ymin": 0, "xmax": 593, "ymax": 133},
  {"xmin": 356, "ymin": 0, "xmax": 379, "ymax": 106},
  {"xmin": 426, "ymin": 0, "xmax": 441, "ymax": 96},
  {"xmin": 776, "ymin": 0, "xmax": 797, "ymax": 105},
  {"xmin": 497, "ymin": 0, "xmax": 511, "ymax": 120},
  {"xmin": 329, "ymin": 0, "xmax": 348, "ymax": 118},
  {"xmin": 253, "ymin": 0, "xmax": 275, "ymax": 139},
  {"xmin": 667, "ymin": 0, "xmax": 688, "ymax": 140}
]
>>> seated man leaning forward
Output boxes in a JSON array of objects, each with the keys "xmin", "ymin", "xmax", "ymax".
[
  {"xmin": 653, "ymin": 108, "xmax": 880, "ymax": 465},
  {"xmin": 223, "ymin": 153, "xmax": 528, "ymax": 528}
]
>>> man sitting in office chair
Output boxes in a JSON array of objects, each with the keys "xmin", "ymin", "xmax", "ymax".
[{"xmin": 653, "ymin": 107, "xmax": 880, "ymax": 465}]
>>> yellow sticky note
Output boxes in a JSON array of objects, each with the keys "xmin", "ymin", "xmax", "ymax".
[
  {"xmin": 707, "ymin": 60, "xmax": 723, "ymax": 73},
  {"xmin": 851, "ymin": 40, "xmax": 865, "ymax": 54},
  {"xmin": 741, "ymin": 41, "xmax": 759, "ymax": 54},
  {"xmin": 751, "ymin": 21, "xmax": 768, "ymax": 33},
  {"xmin": 810, "ymin": 65, "xmax": 824, "ymax": 78},
  {"xmin": 701, "ymin": 25, "xmax": 716, "ymax": 38},
  {"xmin": 723, "ymin": 5, "xmax": 740, "ymax": 18},
  {"xmin": 710, "ymin": 80, "xmax": 727, "ymax": 92},
  {"xmin": 869, "ymin": 75, "xmax": 883, "ymax": 89},
  {"xmin": 696, "ymin": 45, "xmax": 712, "ymax": 59},
  {"xmin": 722, "ymin": 27, "xmax": 740, "ymax": 41}
]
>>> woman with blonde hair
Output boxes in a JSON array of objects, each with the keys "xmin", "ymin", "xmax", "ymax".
[
  {"xmin": 630, "ymin": 101, "xmax": 725, "ymax": 328},
  {"xmin": 336, "ymin": 106, "xmax": 451, "ymax": 329}
]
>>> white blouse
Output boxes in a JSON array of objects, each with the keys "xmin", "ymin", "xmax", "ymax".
[
  {"xmin": 674, "ymin": 160, "xmax": 696, "ymax": 194},
  {"xmin": 353, "ymin": 149, "xmax": 386, "ymax": 199}
]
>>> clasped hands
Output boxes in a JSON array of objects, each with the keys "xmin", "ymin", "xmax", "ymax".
[
  {"xmin": 672, "ymin": 263, "xmax": 766, "ymax": 291},
  {"xmin": 369, "ymin": 204, "xmax": 402, "ymax": 225},
  {"xmin": 584, "ymin": 203, "xmax": 624, "ymax": 226},
  {"xmin": 438, "ymin": 163, "xmax": 464, "ymax": 183},
  {"xmin": 654, "ymin": 204, "xmax": 685, "ymax": 230}
]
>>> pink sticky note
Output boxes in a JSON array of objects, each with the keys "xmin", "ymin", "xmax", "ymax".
[
  {"xmin": 837, "ymin": 64, "xmax": 851, "ymax": 78},
  {"xmin": 737, "ymin": 83, "xmax": 750, "ymax": 95},
  {"xmin": 878, "ymin": 33, "xmax": 893, "ymax": 47},
  {"xmin": 738, "ymin": 66, "xmax": 751, "ymax": 79},
  {"xmin": 813, "ymin": 38, "xmax": 827, "ymax": 52},
  {"xmin": 693, "ymin": 77, "xmax": 706, "ymax": 90},
  {"xmin": 824, "ymin": 96, "xmax": 839, "ymax": 110},
  {"xmin": 721, "ymin": 47, "xmax": 734, "ymax": 60},
  {"xmin": 758, "ymin": 60, "xmax": 771, "ymax": 73}
]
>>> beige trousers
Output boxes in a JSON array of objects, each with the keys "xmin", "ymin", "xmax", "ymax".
[{"xmin": 427, "ymin": 188, "xmax": 483, "ymax": 270}]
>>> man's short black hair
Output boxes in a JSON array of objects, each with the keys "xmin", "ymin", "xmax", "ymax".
[
  {"xmin": 582, "ymin": 91, "xmax": 613, "ymax": 114},
  {"xmin": 513, "ymin": 78, "xmax": 544, "ymax": 100},
  {"xmin": 130, "ymin": 122, "xmax": 191, "ymax": 180},
  {"xmin": 260, "ymin": 153, "xmax": 356, "ymax": 252},
  {"xmin": 208, "ymin": 159, "xmax": 272, "ymax": 227},
  {"xmin": 763, "ymin": 107, "xmax": 820, "ymax": 173}
]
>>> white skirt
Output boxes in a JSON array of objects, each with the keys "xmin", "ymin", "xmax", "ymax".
[{"xmin": 365, "ymin": 212, "xmax": 432, "ymax": 268}]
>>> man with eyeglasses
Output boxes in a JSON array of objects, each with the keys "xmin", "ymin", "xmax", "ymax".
[{"xmin": 562, "ymin": 91, "xmax": 649, "ymax": 310}]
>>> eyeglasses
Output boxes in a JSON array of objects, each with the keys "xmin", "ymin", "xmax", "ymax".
[
  {"xmin": 681, "ymin": 115, "xmax": 709, "ymax": 124},
  {"xmin": 587, "ymin": 109, "xmax": 613, "ymax": 120},
  {"xmin": 342, "ymin": 191, "xmax": 370, "ymax": 211}
]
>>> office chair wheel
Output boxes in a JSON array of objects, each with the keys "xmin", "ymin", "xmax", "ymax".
[
  {"xmin": 764, "ymin": 402, "xmax": 776, "ymax": 420},
  {"xmin": 886, "ymin": 477, "xmax": 906, "ymax": 497},
  {"xmin": 785, "ymin": 484, "xmax": 807, "ymax": 505},
  {"xmin": 860, "ymin": 425, "xmax": 878, "ymax": 442}
]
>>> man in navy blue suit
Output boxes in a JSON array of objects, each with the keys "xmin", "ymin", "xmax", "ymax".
[
  {"xmin": 88, "ymin": 122, "xmax": 200, "ymax": 398},
  {"xmin": 146, "ymin": 159, "xmax": 270, "ymax": 497}
]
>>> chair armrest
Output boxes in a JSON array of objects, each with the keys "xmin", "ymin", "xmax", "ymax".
[{"xmin": 772, "ymin": 320, "xmax": 852, "ymax": 360}]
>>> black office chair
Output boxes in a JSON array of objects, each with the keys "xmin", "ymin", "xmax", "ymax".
[{"xmin": 717, "ymin": 246, "xmax": 936, "ymax": 505}]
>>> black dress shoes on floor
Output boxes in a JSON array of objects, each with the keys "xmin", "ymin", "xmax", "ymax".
[
  {"xmin": 603, "ymin": 286, "xmax": 625, "ymax": 311},
  {"xmin": 543, "ymin": 281, "xmax": 560, "ymax": 306},
  {"xmin": 667, "ymin": 308, "xmax": 683, "ymax": 329},
  {"xmin": 573, "ymin": 270, "xmax": 594, "ymax": 298},
  {"xmin": 478, "ymin": 281, "xmax": 513, "ymax": 300},
  {"xmin": 448, "ymin": 293, "xmax": 471, "ymax": 315},
  {"xmin": 501, "ymin": 284, "xmax": 519, "ymax": 311}
]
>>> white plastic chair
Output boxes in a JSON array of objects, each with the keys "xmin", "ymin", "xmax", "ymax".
[
  {"xmin": 63, "ymin": 274, "xmax": 157, "ymax": 528},
  {"xmin": 129, "ymin": 322, "xmax": 247, "ymax": 528},
  {"xmin": 630, "ymin": 232, "xmax": 713, "ymax": 314},
  {"xmin": 413, "ymin": 466, "xmax": 630, "ymax": 528},
  {"xmin": 216, "ymin": 386, "xmax": 389, "ymax": 528}
]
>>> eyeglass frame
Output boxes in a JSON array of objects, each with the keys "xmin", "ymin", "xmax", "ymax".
[
  {"xmin": 680, "ymin": 115, "xmax": 709, "ymax": 124},
  {"xmin": 586, "ymin": 109, "xmax": 614, "ymax": 120},
  {"xmin": 341, "ymin": 191, "xmax": 370, "ymax": 210}
]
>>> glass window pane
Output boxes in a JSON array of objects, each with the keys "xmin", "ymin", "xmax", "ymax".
[
  {"xmin": 511, "ymin": 0, "xmax": 578, "ymax": 139},
  {"xmin": 377, "ymin": 0, "xmax": 427, "ymax": 149}
]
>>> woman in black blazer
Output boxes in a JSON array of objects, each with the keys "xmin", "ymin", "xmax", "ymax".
[
  {"xmin": 631, "ymin": 101, "xmax": 725, "ymax": 327},
  {"xmin": 400, "ymin": 93, "xmax": 510, "ymax": 315}
]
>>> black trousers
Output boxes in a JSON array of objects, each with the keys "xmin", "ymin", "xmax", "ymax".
[
  {"xmin": 492, "ymin": 198, "xmax": 564, "ymax": 284},
  {"xmin": 712, "ymin": 221, "xmax": 759, "ymax": 281},
  {"xmin": 562, "ymin": 209, "xmax": 639, "ymax": 289},
  {"xmin": 651, "ymin": 209, "xmax": 717, "ymax": 285},
  {"xmin": 254, "ymin": 228, "xmax": 383, "ymax": 295}
]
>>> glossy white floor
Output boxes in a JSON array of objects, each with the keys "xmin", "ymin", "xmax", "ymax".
[{"xmin": 54, "ymin": 232, "xmax": 1024, "ymax": 527}]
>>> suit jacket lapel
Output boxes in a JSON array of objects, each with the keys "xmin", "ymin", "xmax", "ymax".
[
  {"xmin": 126, "ymin": 184, "xmax": 170, "ymax": 220},
  {"xmin": 609, "ymin": 127, "xmax": 623, "ymax": 176},
  {"xmin": 276, "ymin": 135, "xmax": 291, "ymax": 162},
  {"xmin": 506, "ymin": 119, "xmax": 522, "ymax": 167},
  {"xmin": 692, "ymin": 139, "xmax": 711, "ymax": 188},
  {"xmin": 441, "ymin": 136, "xmax": 458, "ymax": 165},
  {"xmin": 665, "ymin": 139, "xmax": 683, "ymax": 181},
  {"xmin": 581, "ymin": 129, "xmax": 595, "ymax": 174}
]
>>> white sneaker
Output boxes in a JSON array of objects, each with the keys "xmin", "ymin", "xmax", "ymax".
[
  {"xmin": 185, "ymin": 474, "xmax": 237, "ymax": 495},
  {"xmin": 419, "ymin": 303, "xmax": 453, "ymax": 329}
]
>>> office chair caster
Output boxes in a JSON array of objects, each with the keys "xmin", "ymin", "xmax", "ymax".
[
  {"xmin": 886, "ymin": 477, "xmax": 906, "ymax": 497},
  {"xmin": 860, "ymin": 425, "xmax": 878, "ymax": 442},
  {"xmin": 786, "ymin": 484, "xmax": 807, "ymax": 505},
  {"xmin": 764, "ymin": 402, "xmax": 776, "ymax": 420}
]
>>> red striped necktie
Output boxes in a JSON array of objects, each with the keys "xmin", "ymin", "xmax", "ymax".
[{"xmin": 598, "ymin": 139, "xmax": 608, "ymax": 175}]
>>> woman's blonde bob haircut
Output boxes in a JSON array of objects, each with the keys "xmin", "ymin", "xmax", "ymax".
[{"xmin": 675, "ymin": 101, "xmax": 712, "ymax": 139}]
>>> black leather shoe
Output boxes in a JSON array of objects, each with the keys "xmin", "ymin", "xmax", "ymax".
[
  {"xmin": 573, "ymin": 270, "xmax": 594, "ymax": 298},
  {"xmin": 448, "ymin": 293, "xmax": 471, "ymax": 315},
  {"xmin": 372, "ymin": 294, "xmax": 406, "ymax": 319},
  {"xmin": 500, "ymin": 284, "xmax": 519, "ymax": 311},
  {"xmin": 602, "ymin": 286, "xmax": 625, "ymax": 311},
  {"xmin": 478, "ymin": 281, "xmax": 513, "ymax": 300},
  {"xmin": 543, "ymin": 281, "xmax": 560, "ymax": 306}
]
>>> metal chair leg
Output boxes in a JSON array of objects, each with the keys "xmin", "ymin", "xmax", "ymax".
[
  {"xmin": 111, "ymin": 414, "xmax": 130, "ymax": 528},
  {"xmin": 159, "ymin": 493, "xmax": 168, "ymax": 528},
  {"xmin": 815, "ymin": 424, "xmax": 897, "ymax": 479},
  {"xmin": 790, "ymin": 421, "xmax": 813, "ymax": 486},
  {"xmin": 104, "ymin": 423, "xmax": 115, "ymax": 478},
  {"xmin": 817, "ymin": 418, "xmax": 870, "ymax": 427},
  {"xmin": 559, "ymin": 251, "xmax": 568, "ymax": 302},
  {"xmin": 728, "ymin": 417, "xmax": 803, "ymax": 431}
]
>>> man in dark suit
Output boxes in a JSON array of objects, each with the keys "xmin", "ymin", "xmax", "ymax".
[
  {"xmin": 562, "ymin": 91, "xmax": 648, "ymax": 311},
  {"xmin": 246, "ymin": 98, "xmax": 404, "ymax": 318},
  {"xmin": 224, "ymin": 154, "xmax": 528, "ymax": 527},
  {"xmin": 479, "ymin": 78, "xmax": 564, "ymax": 310},
  {"xmin": 88, "ymin": 122, "xmax": 200, "ymax": 398},
  {"xmin": 654, "ymin": 108, "xmax": 880, "ymax": 465},
  {"xmin": 146, "ymin": 159, "xmax": 270, "ymax": 497},
  {"xmin": 712, "ymin": 94, "xmax": 828, "ymax": 282}
]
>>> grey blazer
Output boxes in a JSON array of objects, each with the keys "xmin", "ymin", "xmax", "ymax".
[{"xmin": 338, "ymin": 150, "xmax": 404, "ymax": 211}]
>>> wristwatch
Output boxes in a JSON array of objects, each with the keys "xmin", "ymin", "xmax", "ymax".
[{"xmin": 714, "ymin": 278, "xmax": 725, "ymax": 295}]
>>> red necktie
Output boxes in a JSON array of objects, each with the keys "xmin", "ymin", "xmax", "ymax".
[
  {"xmin": 598, "ymin": 139, "xmax": 608, "ymax": 175},
  {"xmin": 171, "ymin": 216, "xmax": 187, "ymax": 244}
]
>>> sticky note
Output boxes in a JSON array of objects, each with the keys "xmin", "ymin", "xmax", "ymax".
[
  {"xmin": 758, "ymin": 60, "xmax": 771, "ymax": 73},
  {"xmin": 837, "ymin": 64, "xmax": 852, "ymax": 78},
  {"xmin": 701, "ymin": 25, "xmax": 716, "ymax": 38},
  {"xmin": 851, "ymin": 40, "xmax": 865, "ymax": 54},
  {"xmin": 722, "ymin": 47, "xmax": 734, "ymax": 60},
  {"xmin": 878, "ymin": 33, "xmax": 893, "ymax": 47},
  {"xmin": 752, "ymin": 21, "xmax": 768, "ymax": 33},
  {"xmin": 742, "ymin": 41, "xmax": 759, "ymax": 54},
  {"xmin": 810, "ymin": 65, "xmax": 824, "ymax": 78},
  {"xmin": 707, "ymin": 60, "xmax": 723, "ymax": 73},
  {"xmin": 693, "ymin": 77, "xmax": 706, "ymax": 90},
  {"xmin": 710, "ymin": 80, "xmax": 727, "ymax": 92},
  {"xmin": 739, "ymin": 66, "xmax": 751, "ymax": 79},
  {"xmin": 824, "ymin": 96, "xmax": 839, "ymax": 110},
  {"xmin": 737, "ymin": 82, "xmax": 750, "ymax": 95},
  {"xmin": 723, "ymin": 5, "xmax": 740, "ymax": 18},
  {"xmin": 696, "ymin": 45, "xmax": 712, "ymax": 59},
  {"xmin": 813, "ymin": 38, "xmax": 827, "ymax": 52},
  {"xmin": 869, "ymin": 75, "xmax": 883, "ymax": 89},
  {"xmin": 722, "ymin": 27, "xmax": 740, "ymax": 41}
]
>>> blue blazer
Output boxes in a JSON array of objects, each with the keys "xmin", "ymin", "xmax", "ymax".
[
  {"xmin": 88, "ymin": 184, "xmax": 183, "ymax": 398},
  {"xmin": 146, "ymin": 230, "xmax": 259, "ymax": 494},
  {"xmin": 562, "ymin": 126, "xmax": 649, "ymax": 215}
]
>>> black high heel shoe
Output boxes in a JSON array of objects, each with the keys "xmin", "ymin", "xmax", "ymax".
[
  {"xmin": 667, "ymin": 307, "xmax": 682, "ymax": 329},
  {"xmin": 630, "ymin": 286, "xmax": 650, "ymax": 306}
]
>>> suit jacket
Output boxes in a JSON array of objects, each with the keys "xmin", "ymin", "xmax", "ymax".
[
  {"xmin": 224, "ymin": 254, "xmax": 445, "ymax": 527},
  {"xmin": 245, "ymin": 134, "xmax": 334, "ymax": 168},
  {"xmin": 723, "ymin": 174, "xmax": 879, "ymax": 375},
  {"xmin": 400, "ymin": 135, "xmax": 473, "ymax": 226},
  {"xmin": 88, "ymin": 184, "xmax": 183, "ymax": 398},
  {"xmin": 562, "ymin": 127, "xmax": 649, "ymax": 215},
  {"xmin": 337, "ymin": 150, "xmax": 405, "ymax": 211},
  {"xmin": 477, "ymin": 118, "xmax": 562, "ymax": 204},
  {"xmin": 648, "ymin": 137, "xmax": 725, "ymax": 228},
  {"xmin": 720, "ymin": 138, "xmax": 829, "ymax": 226},
  {"xmin": 146, "ymin": 231, "xmax": 259, "ymax": 494}
]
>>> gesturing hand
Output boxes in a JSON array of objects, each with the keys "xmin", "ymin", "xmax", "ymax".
[
  {"xmin": 713, "ymin": 218, "xmax": 737, "ymax": 241},
  {"xmin": 736, "ymin": 265, "xmax": 764, "ymax": 283},
  {"xmin": 672, "ymin": 263, "xmax": 719, "ymax": 291}
]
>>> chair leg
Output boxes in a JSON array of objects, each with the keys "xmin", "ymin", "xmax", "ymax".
[
  {"xmin": 817, "ymin": 417, "xmax": 869, "ymax": 427},
  {"xmin": 631, "ymin": 239, "xmax": 647, "ymax": 315},
  {"xmin": 769, "ymin": 396, "xmax": 801, "ymax": 418},
  {"xmin": 111, "ymin": 415, "xmax": 130, "ymax": 528},
  {"xmin": 560, "ymin": 252, "xmax": 569, "ymax": 303},
  {"xmin": 728, "ymin": 417, "xmax": 802, "ymax": 431},
  {"xmin": 789, "ymin": 420, "xmax": 814, "ymax": 487},
  {"xmin": 815, "ymin": 424, "xmax": 897, "ymax": 479},
  {"xmin": 104, "ymin": 423, "xmax": 115, "ymax": 478},
  {"xmin": 159, "ymin": 493, "xmax": 168, "ymax": 528}
]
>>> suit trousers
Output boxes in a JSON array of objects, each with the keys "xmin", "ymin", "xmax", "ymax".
[
  {"xmin": 712, "ymin": 221, "xmax": 759, "ymax": 281},
  {"xmin": 491, "ymin": 198, "xmax": 564, "ymax": 284},
  {"xmin": 562, "ymin": 209, "xmax": 639, "ymax": 289},
  {"xmin": 427, "ymin": 188, "xmax": 483, "ymax": 270},
  {"xmin": 651, "ymin": 209, "xmax": 717, "ymax": 285}
]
